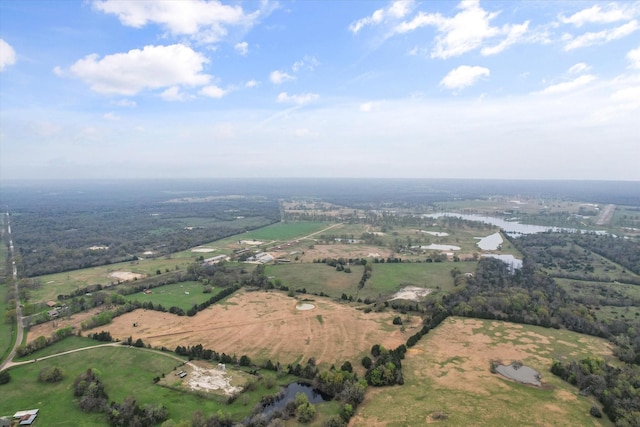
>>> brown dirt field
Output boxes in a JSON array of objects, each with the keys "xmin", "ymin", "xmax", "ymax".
[
  {"xmin": 87, "ymin": 291, "xmax": 415, "ymax": 366},
  {"xmin": 26, "ymin": 307, "xmax": 104, "ymax": 342}
]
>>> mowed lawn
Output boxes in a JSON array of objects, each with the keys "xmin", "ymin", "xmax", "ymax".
[
  {"xmin": 352, "ymin": 317, "xmax": 614, "ymax": 427},
  {"xmin": 125, "ymin": 281, "xmax": 224, "ymax": 311}
]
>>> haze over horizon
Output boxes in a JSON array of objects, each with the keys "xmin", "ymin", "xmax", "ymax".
[{"xmin": 1, "ymin": 0, "xmax": 639, "ymax": 181}]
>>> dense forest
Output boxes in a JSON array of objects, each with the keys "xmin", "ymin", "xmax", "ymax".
[{"xmin": 9, "ymin": 197, "xmax": 279, "ymax": 277}]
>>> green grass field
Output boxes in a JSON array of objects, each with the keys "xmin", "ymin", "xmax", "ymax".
[
  {"xmin": 265, "ymin": 263, "xmax": 362, "ymax": 297},
  {"xmin": 13, "ymin": 336, "xmax": 110, "ymax": 362},
  {"xmin": 241, "ymin": 221, "xmax": 329, "ymax": 241},
  {"xmin": 267, "ymin": 261, "xmax": 478, "ymax": 300},
  {"xmin": 353, "ymin": 317, "xmax": 614, "ymax": 427},
  {"xmin": 125, "ymin": 281, "xmax": 224, "ymax": 311},
  {"xmin": 1, "ymin": 340, "xmax": 341, "ymax": 426},
  {"xmin": 366, "ymin": 261, "xmax": 477, "ymax": 296}
]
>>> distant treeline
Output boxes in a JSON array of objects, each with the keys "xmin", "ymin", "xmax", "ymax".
[{"xmin": 10, "ymin": 197, "xmax": 279, "ymax": 277}]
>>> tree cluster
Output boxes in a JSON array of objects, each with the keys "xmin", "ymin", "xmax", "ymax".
[{"xmin": 551, "ymin": 357, "xmax": 640, "ymax": 426}]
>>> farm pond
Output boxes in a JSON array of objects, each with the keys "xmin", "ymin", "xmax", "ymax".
[
  {"xmin": 258, "ymin": 382, "xmax": 330, "ymax": 420},
  {"xmin": 495, "ymin": 364, "xmax": 542, "ymax": 386}
]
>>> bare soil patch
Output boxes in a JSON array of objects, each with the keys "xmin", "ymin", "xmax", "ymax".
[
  {"xmin": 163, "ymin": 360, "xmax": 245, "ymax": 396},
  {"xmin": 390, "ymin": 286, "xmax": 433, "ymax": 301},
  {"xmin": 304, "ymin": 244, "xmax": 394, "ymax": 261},
  {"xmin": 109, "ymin": 271, "xmax": 145, "ymax": 281},
  {"xmin": 191, "ymin": 247, "xmax": 216, "ymax": 253},
  {"xmin": 89, "ymin": 291, "xmax": 415, "ymax": 366}
]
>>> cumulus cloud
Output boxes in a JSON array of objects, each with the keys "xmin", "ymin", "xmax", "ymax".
[
  {"xmin": 245, "ymin": 79, "xmax": 259, "ymax": 88},
  {"xmin": 394, "ymin": 0, "xmax": 529, "ymax": 59},
  {"xmin": 627, "ymin": 46, "xmax": 640, "ymax": 69},
  {"xmin": 564, "ymin": 20, "xmax": 639, "ymax": 50},
  {"xmin": 440, "ymin": 65, "xmax": 490, "ymax": 90},
  {"xmin": 276, "ymin": 92, "xmax": 319, "ymax": 105},
  {"xmin": 292, "ymin": 55, "xmax": 319, "ymax": 72},
  {"xmin": 559, "ymin": 3, "xmax": 637, "ymax": 27},
  {"xmin": 93, "ymin": 0, "xmax": 267, "ymax": 44},
  {"xmin": 269, "ymin": 70, "xmax": 295, "ymax": 84},
  {"xmin": 161, "ymin": 86, "xmax": 187, "ymax": 101},
  {"xmin": 112, "ymin": 99, "xmax": 137, "ymax": 107},
  {"xmin": 349, "ymin": 0, "xmax": 415, "ymax": 33},
  {"xmin": 0, "ymin": 38, "xmax": 16, "ymax": 71},
  {"xmin": 234, "ymin": 41, "xmax": 248, "ymax": 56},
  {"xmin": 481, "ymin": 21, "xmax": 530, "ymax": 56},
  {"xmin": 64, "ymin": 44, "xmax": 210, "ymax": 95},
  {"xmin": 539, "ymin": 74, "xmax": 596, "ymax": 94},
  {"xmin": 568, "ymin": 62, "xmax": 592, "ymax": 74},
  {"xmin": 199, "ymin": 85, "xmax": 227, "ymax": 98}
]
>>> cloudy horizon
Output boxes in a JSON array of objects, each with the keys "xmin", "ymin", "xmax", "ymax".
[{"xmin": 1, "ymin": 0, "xmax": 639, "ymax": 181}]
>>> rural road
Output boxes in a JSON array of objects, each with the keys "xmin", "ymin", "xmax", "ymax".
[
  {"xmin": 0, "ymin": 211, "xmax": 25, "ymax": 372},
  {"xmin": 1, "ymin": 342, "xmax": 187, "ymax": 370}
]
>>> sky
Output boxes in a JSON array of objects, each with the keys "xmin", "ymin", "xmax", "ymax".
[{"xmin": 0, "ymin": 0, "xmax": 639, "ymax": 181}]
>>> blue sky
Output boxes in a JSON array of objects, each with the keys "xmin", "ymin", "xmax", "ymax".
[{"xmin": 1, "ymin": 0, "xmax": 639, "ymax": 181}]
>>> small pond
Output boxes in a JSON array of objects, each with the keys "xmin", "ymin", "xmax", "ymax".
[
  {"xmin": 475, "ymin": 232, "xmax": 503, "ymax": 251},
  {"xmin": 495, "ymin": 364, "xmax": 541, "ymax": 386},
  {"xmin": 259, "ymin": 382, "xmax": 330, "ymax": 419}
]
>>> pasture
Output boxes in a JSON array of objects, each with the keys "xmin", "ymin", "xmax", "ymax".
[
  {"xmin": 125, "ymin": 281, "xmax": 224, "ymax": 311},
  {"xmin": 86, "ymin": 290, "xmax": 418, "ymax": 368},
  {"xmin": 352, "ymin": 317, "xmax": 614, "ymax": 427},
  {"xmin": 366, "ymin": 261, "xmax": 477, "ymax": 297}
]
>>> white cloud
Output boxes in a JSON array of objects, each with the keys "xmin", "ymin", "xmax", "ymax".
[
  {"xmin": 564, "ymin": 20, "xmax": 639, "ymax": 50},
  {"xmin": 245, "ymin": 79, "xmax": 259, "ymax": 88},
  {"xmin": 349, "ymin": 0, "xmax": 414, "ymax": 33},
  {"xmin": 539, "ymin": 74, "xmax": 596, "ymax": 95},
  {"xmin": 276, "ymin": 92, "xmax": 319, "ymax": 105},
  {"xmin": 440, "ymin": 65, "xmax": 490, "ymax": 90},
  {"xmin": 360, "ymin": 102, "xmax": 374, "ymax": 112},
  {"xmin": 269, "ymin": 70, "xmax": 295, "ymax": 84},
  {"xmin": 292, "ymin": 55, "xmax": 319, "ymax": 72},
  {"xmin": 235, "ymin": 41, "xmax": 248, "ymax": 56},
  {"xmin": 200, "ymin": 85, "xmax": 227, "ymax": 98},
  {"xmin": 568, "ymin": 62, "xmax": 592, "ymax": 74},
  {"xmin": 559, "ymin": 4, "xmax": 636, "ymax": 27},
  {"xmin": 395, "ymin": 0, "xmax": 528, "ymax": 59},
  {"xmin": 161, "ymin": 86, "xmax": 187, "ymax": 101},
  {"xmin": 64, "ymin": 44, "xmax": 210, "ymax": 95},
  {"xmin": 627, "ymin": 46, "xmax": 640, "ymax": 69},
  {"xmin": 112, "ymin": 99, "xmax": 137, "ymax": 108},
  {"xmin": 0, "ymin": 38, "xmax": 16, "ymax": 71},
  {"xmin": 481, "ymin": 21, "xmax": 530, "ymax": 56},
  {"xmin": 103, "ymin": 112, "xmax": 120, "ymax": 120},
  {"xmin": 93, "ymin": 0, "xmax": 265, "ymax": 44}
]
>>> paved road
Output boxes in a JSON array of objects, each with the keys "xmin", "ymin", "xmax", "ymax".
[{"xmin": 0, "ymin": 211, "xmax": 25, "ymax": 372}]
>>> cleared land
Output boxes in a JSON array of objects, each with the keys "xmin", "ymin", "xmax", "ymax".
[
  {"xmin": 87, "ymin": 290, "xmax": 417, "ymax": 366},
  {"xmin": 352, "ymin": 317, "xmax": 614, "ymax": 427}
]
